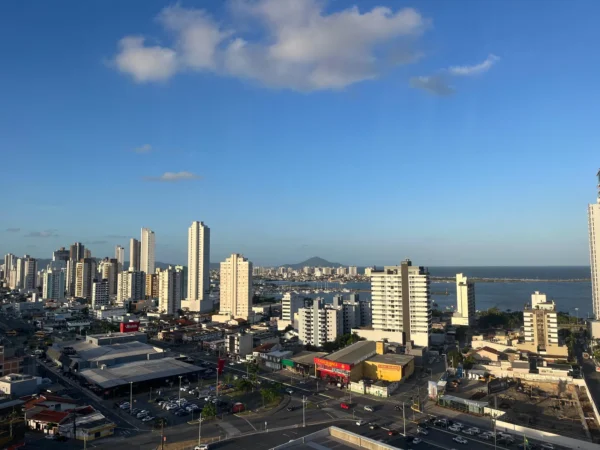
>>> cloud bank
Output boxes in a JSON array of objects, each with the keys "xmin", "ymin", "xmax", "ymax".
[
  {"xmin": 113, "ymin": 1, "xmax": 428, "ymax": 91},
  {"xmin": 133, "ymin": 143, "xmax": 153, "ymax": 153},
  {"xmin": 144, "ymin": 171, "xmax": 202, "ymax": 182},
  {"xmin": 25, "ymin": 230, "xmax": 59, "ymax": 238}
]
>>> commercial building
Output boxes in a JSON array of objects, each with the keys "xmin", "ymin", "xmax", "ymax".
[
  {"xmin": 314, "ymin": 340, "xmax": 375, "ymax": 383},
  {"xmin": 129, "ymin": 238, "xmax": 140, "ymax": 272},
  {"xmin": 365, "ymin": 259, "xmax": 431, "ymax": 347},
  {"xmin": 75, "ymin": 258, "xmax": 97, "ymax": 300},
  {"xmin": 281, "ymin": 351, "xmax": 327, "ymax": 376},
  {"xmin": 91, "ymin": 279, "xmax": 110, "ymax": 309},
  {"xmin": 589, "ymin": 169, "xmax": 600, "ymax": 319},
  {"xmin": 140, "ymin": 228, "xmax": 155, "ymax": 274},
  {"xmin": 0, "ymin": 374, "xmax": 40, "ymax": 397},
  {"xmin": 451, "ymin": 273, "xmax": 476, "ymax": 326},
  {"xmin": 297, "ymin": 299, "xmax": 342, "ymax": 347},
  {"xmin": 43, "ymin": 266, "xmax": 66, "ymax": 301},
  {"xmin": 182, "ymin": 221, "xmax": 212, "ymax": 313},
  {"xmin": 117, "ymin": 270, "xmax": 146, "ymax": 304},
  {"xmin": 220, "ymin": 254, "xmax": 253, "ymax": 320},
  {"xmin": 517, "ymin": 291, "xmax": 567, "ymax": 357},
  {"xmin": 158, "ymin": 266, "xmax": 184, "ymax": 314}
]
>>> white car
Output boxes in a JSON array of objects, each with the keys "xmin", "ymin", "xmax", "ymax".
[
  {"xmin": 412, "ymin": 438, "xmax": 422, "ymax": 444},
  {"xmin": 356, "ymin": 420, "xmax": 366, "ymax": 426},
  {"xmin": 462, "ymin": 429, "xmax": 475, "ymax": 435},
  {"xmin": 364, "ymin": 405, "xmax": 374, "ymax": 412},
  {"xmin": 453, "ymin": 437, "xmax": 468, "ymax": 444},
  {"xmin": 453, "ymin": 422, "xmax": 464, "ymax": 429},
  {"xmin": 286, "ymin": 388, "xmax": 294, "ymax": 394},
  {"xmin": 181, "ymin": 385, "xmax": 190, "ymax": 391},
  {"xmin": 141, "ymin": 416, "xmax": 154, "ymax": 422},
  {"xmin": 165, "ymin": 404, "xmax": 178, "ymax": 411},
  {"xmin": 468, "ymin": 427, "xmax": 480, "ymax": 434},
  {"xmin": 194, "ymin": 445, "xmax": 209, "ymax": 450},
  {"xmin": 448, "ymin": 425, "xmax": 461, "ymax": 432}
]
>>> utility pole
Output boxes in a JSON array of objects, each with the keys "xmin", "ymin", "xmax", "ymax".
[
  {"xmin": 178, "ymin": 376, "xmax": 182, "ymax": 402},
  {"xmin": 130, "ymin": 382, "xmax": 133, "ymax": 415},
  {"xmin": 302, "ymin": 396, "xmax": 306, "ymax": 428},
  {"xmin": 402, "ymin": 402, "xmax": 406, "ymax": 436},
  {"xmin": 494, "ymin": 395, "xmax": 498, "ymax": 450},
  {"xmin": 161, "ymin": 419, "xmax": 165, "ymax": 450},
  {"xmin": 198, "ymin": 414, "xmax": 202, "ymax": 447}
]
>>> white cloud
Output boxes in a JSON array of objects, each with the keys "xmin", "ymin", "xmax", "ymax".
[
  {"xmin": 25, "ymin": 230, "xmax": 59, "ymax": 238},
  {"xmin": 133, "ymin": 144, "xmax": 152, "ymax": 153},
  {"xmin": 409, "ymin": 75, "xmax": 454, "ymax": 96},
  {"xmin": 448, "ymin": 54, "xmax": 499, "ymax": 76},
  {"xmin": 112, "ymin": 0, "xmax": 428, "ymax": 90},
  {"xmin": 115, "ymin": 36, "xmax": 178, "ymax": 82},
  {"xmin": 144, "ymin": 171, "xmax": 202, "ymax": 182}
]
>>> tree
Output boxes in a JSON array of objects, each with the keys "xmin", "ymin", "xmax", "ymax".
[
  {"xmin": 260, "ymin": 387, "xmax": 280, "ymax": 404},
  {"xmin": 202, "ymin": 402, "xmax": 217, "ymax": 418},
  {"xmin": 235, "ymin": 379, "xmax": 253, "ymax": 393},
  {"xmin": 447, "ymin": 349, "xmax": 463, "ymax": 368}
]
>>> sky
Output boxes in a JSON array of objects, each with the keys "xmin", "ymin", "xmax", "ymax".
[{"xmin": 1, "ymin": 0, "xmax": 600, "ymax": 267}]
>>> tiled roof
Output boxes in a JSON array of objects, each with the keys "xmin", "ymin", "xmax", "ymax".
[{"xmin": 28, "ymin": 410, "xmax": 69, "ymax": 423}]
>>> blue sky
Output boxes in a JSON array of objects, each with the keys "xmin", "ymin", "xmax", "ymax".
[{"xmin": 1, "ymin": 0, "xmax": 599, "ymax": 267}]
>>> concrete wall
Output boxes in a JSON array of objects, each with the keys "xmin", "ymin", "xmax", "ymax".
[{"xmin": 494, "ymin": 420, "xmax": 600, "ymax": 450}]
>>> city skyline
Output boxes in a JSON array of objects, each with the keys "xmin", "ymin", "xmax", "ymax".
[{"xmin": 2, "ymin": 1, "xmax": 600, "ymax": 266}]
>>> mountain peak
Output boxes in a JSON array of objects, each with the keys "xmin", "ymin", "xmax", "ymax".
[{"xmin": 284, "ymin": 256, "xmax": 344, "ymax": 269}]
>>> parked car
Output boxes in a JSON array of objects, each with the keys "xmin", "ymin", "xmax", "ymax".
[
  {"xmin": 286, "ymin": 388, "xmax": 294, "ymax": 395},
  {"xmin": 453, "ymin": 436, "xmax": 468, "ymax": 444},
  {"xmin": 369, "ymin": 424, "xmax": 379, "ymax": 430},
  {"xmin": 194, "ymin": 445, "xmax": 209, "ymax": 450},
  {"xmin": 412, "ymin": 438, "xmax": 422, "ymax": 444},
  {"xmin": 462, "ymin": 429, "xmax": 476, "ymax": 435},
  {"xmin": 356, "ymin": 420, "xmax": 366, "ymax": 426},
  {"xmin": 388, "ymin": 430, "xmax": 398, "ymax": 436},
  {"xmin": 540, "ymin": 444, "xmax": 554, "ymax": 450},
  {"xmin": 417, "ymin": 427, "xmax": 429, "ymax": 435},
  {"xmin": 142, "ymin": 416, "xmax": 154, "ymax": 422},
  {"xmin": 340, "ymin": 403, "xmax": 350, "ymax": 410},
  {"xmin": 448, "ymin": 425, "xmax": 461, "ymax": 432}
]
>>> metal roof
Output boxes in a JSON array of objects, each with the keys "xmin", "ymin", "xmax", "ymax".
[
  {"xmin": 366, "ymin": 353, "xmax": 414, "ymax": 367},
  {"xmin": 62, "ymin": 340, "xmax": 162, "ymax": 362},
  {"xmin": 79, "ymin": 357, "xmax": 201, "ymax": 389},
  {"xmin": 324, "ymin": 341, "xmax": 376, "ymax": 365}
]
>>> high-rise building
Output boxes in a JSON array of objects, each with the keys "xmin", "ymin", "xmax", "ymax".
[
  {"xmin": 84, "ymin": 249, "xmax": 92, "ymax": 259},
  {"xmin": 140, "ymin": 228, "xmax": 155, "ymax": 274},
  {"xmin": 336, "ymin": 267, "xmax": 347, "ymax": 276},
  {"xmin": 183, "ymin": 221, "xmax": 211, "ymax": 313},
  {"xmin": 297, "ymin": 299, "xmax": 342, "ymax": 346},
  {"xmin": 145, "ymin": 272, "xmax": 159, "ymax": 299},
  {"xmin": 75, "ymin": 258, "xmax": 97, "ymax": 300},
  {"xmin": 451, "ymin": 273, "xmax": 476, "ymax": 327},
  {"xmin": 220, "ymin": 254, "xmax": 253, "ymax": 320},
  {"xmin": 370, "ymin": 259, "xmax": 431, "ymax": 347},
  {"xmin": 52, "ymin": 247, "xmax": 70, "ymax": 262},
  {"xmin": 589, "ymin": 169, "xmax": 600, "ymax": 319},
  {"xmin": 117, "ymin": 270, "xmax": 146, "ymax": 304},
  {"xmin": 3, "ymin": 254, "xmax": 15, "ymax": 283},
  {"xmin": 99, "ymin": 258, "xmax": 119, "ymax": 296},
  {"xmin": 518, "ymin": 291, "xmax": 567, "ymax": 357},
  {"xmin": 158, "ymin": 266, "xmax": 184, "ymax": 315},
  {"xmin": 66, "ymin": 259, "xmax": 77, "ymax": 297},
  {"xmin": 115, "ymin": 246, "xmax": 125, "ymax": 269},
  {"xmin": 91, "ymin": 278, "xmax": 110, "ymax": 309},
  {"xmin": 18, "ymin": 256, "xmax": 37, "ymax": 291},
  {"xmin": 15, "ymin": 257, "xmax": 25, "ymax": 289},
  {"xmin": 348, "ymin": 266, "xmax": 358, "ymax": 277},
  {"xmin": 43, "ymin": 266, "xmax": 65, "ymax": 301},
  {"xmin": 282, "ymin": 292, "xmax": 304, "ymax": 322},
  {"xmin": 69, "ymin": 242, "xmax": 85, "ymax": 262},
  {"xmin": 129, "ymin": 238, "xmax": 140, "ymax": 272}
]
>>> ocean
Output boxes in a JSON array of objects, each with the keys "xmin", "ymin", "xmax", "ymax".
[{"xmin": 272, "ymin": 266, "xmax": 594, "ymax": 318}]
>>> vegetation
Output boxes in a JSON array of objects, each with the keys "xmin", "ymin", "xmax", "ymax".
[
  {"xmin": 260, "ymin": 387, "xmax": 280, "ymax": 405},
  {"xmin": 235, "ymin": 378, "xmax": 254, "ymax": 393},
  {"xmin": 557, "ymin": 312, "xmax": 578, "ymax": 325},
  {"xmin": 478, "ymin": 307, "xmax": 523, "ymax": 329},
  {"xmin": 322, "ymin": 332, "xmax": 365, "ymax": 353},
  {"xmin": 447, "ymin": 349, "xmax": 477, "ymax": 370},
  {"xmin": 202, "ymin": 402, "xmax": 217, "ymax": 418}
]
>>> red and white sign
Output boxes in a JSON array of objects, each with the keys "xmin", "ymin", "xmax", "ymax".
[
  {"xmin": 120, "ymin": 321, "xmax": 140, "ymax": 333},
  {"xmin": 314, "ymin": 357, "xmax": 352, "ymax": 372}
]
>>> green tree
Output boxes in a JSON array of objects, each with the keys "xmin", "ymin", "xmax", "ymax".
[
  {"xmin": 447, "ymin": 349, "xmax": 463, "ymax": 368},
  {"xmin": 260, "ymin": 387, "xmax": 280, "ymax": 404},
  {"xmin": 235, "ymin": 378, "xmax": 253, "ymax": 393},
  {"xmin": 202, "ymin": 402, "xmax": 217, "ymax": 418}
]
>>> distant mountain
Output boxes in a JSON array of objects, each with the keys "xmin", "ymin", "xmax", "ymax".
[{"xmin": 283, "ymin": 257, "xmax": 344, "ymax": 269}]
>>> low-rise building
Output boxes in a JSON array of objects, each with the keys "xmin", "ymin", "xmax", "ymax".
[
  {"xmin": 0, "ymin": 374, "xmax": 40, "ymax": 397},
  {"xmin": 227, "ymin": 333, "xmax": 253, "ymax": 358}
]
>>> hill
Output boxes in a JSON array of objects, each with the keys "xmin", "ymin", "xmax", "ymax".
[{"xmin": 282, "ymin": 256, "xmax": 344, "ymax": 269}]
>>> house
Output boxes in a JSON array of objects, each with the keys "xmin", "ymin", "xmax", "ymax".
[{"xmin": 27, "ymin": 410, "xmax": 69, "ymax": 435}]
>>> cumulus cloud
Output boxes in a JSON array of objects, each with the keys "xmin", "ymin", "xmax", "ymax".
[
  {"xmin": 112, "ymin": 1, "xmax": 428, "ymax": 91},
  {"xmin": 133, "ymin": 144, "xmax": 152, "ymax": 153},
  {"xmin": 410, "ymin": 75, "xmax": 454, "ymax": 96},
  {"xmin": 25, "ymin": 230, "xmax": 59, "ymax": 238},
  {"xmin": 448, "ymin": 54, "xmax": 499, "ymax": 76},
  {"xmin": 5, "ymin": 228, "xmax": 20, "ymax": 232},
  {"xmin": 144, "ymin": 171, "xmax": 202, "ymax": 182}
]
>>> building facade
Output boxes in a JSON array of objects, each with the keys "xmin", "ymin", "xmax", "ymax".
[
  {"xmin": 43, "ymin": 267, "xmax": 65, "ymax": 301},
  {"xmin": 297, "ymin": 299, "xmax": 342, "ymax": 347},
  {"xmin": 451, "ymin": 273, "xmax": 476, "ymax": 326},
  {"xmin": 589, "ymin": 169, "xmax": 600, "ymax": 319},
  {"xmin": 184, "ymin": 221, "xmax": 211, "ymax": 312},
  {"xmin": 75, "ymin": 258, "xmax": 97, "ymax": 300},
  {"xmin": 69, "ymin": 242, "xmax": 85, "ymax": 262},
  {"xmin": 99, "ymin": 258, "xmax": 118, "ymax": 296},
  {"xmin": 115, "ymin": 246, "xmax": 125, "ymax": 269},
  {"xmin": 518, "ymin": 292, "xmax": 567, "ymax": 357},
  {"xmin": 117, "ymin": 270, "xmax": 146, "ymax": 304},
  {"xmin": 370, "ymin": 259, "xmax": 431, "ymax": 347},
  {"xmin": 158, "ymin": 266, "xmax": 184, "ymax": 314},
  {"xmin": 282, "ymin": 292, "xmax": 304, "ymax": 322},
  {"xmin": 52, "ymin": 247, "xmax": 70, "ymax": 262},
  {"xmin": 140, "ymin": 228, "xmax": 155, "ymax": 275},
  {"xmin": 145, "ymin": 272, "xmax": 159, "ymax": 299},
  {"xmin": 129, "ymin": 238, "xmax": 140, "ymax": 272},
  {"xmin": 92, "ymin": 279, "xmax": 110, "ymax": 309},
  {"xmin": 220, "ymin": 254, "xmax": 253, "ymax": 320}
]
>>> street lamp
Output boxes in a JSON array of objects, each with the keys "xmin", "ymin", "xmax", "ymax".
[
  {"xmin": 178, "ymin": 376, "xmax": 182, "ymax": 402},
  {"xmin": 197, "ymin": 414, "xmax": 202, "ymax": 448},
  {"xmin": 302, "ymin": 395, "xmax": 306, "ymax": 428},
  {"xmin": 129, "ymin": 382, "xmax": 133, "ymax": 415}
]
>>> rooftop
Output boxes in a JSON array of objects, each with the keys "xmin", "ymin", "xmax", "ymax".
[
  {"xmin": 273, "ymin": 426, "xmax": 397, "ymax": 450},
  {"xmin": 366, "ymin": 353, "xmax": 414, "ymax": 366},
  {"xmin": 79, "ymin": 357, "xmax": 201, "ymax": 389},
  {"xmin": 290, "ymin": 351, "xmax": 327, "ymax": 365},
  {"xmin": 28, "ymin": 409, "xmax": 69, "ymax": 423},
  {"xmin": 324, "ymin": 341, "xmax": 376, "ymax": 365},
  {"xmin": 57, "ymin": 340, "xmax": 162, "ymax": 363}
]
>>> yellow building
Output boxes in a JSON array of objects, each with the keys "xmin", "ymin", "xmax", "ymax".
[{"xmin": 362, "ymin": 354, "xmax": 414, "ymax": 382}]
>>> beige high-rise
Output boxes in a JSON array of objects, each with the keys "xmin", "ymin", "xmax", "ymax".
[
  {"xmin": 75, "ymin": 258, "xmax": 97, "ymax": 300},
  {"xmin": 589, "ymin": 169, "xmax": 600, "ymax": 319},
  {"xmin": 140, "ymin": 228, "xmax": 155, "ymax": 274},
  {"xmin": 158, "ymin": 266, "xmax": 184, "ymax": 315},
  {"xmin": 183, "ymin": 221, "xmax": 212, "ymax": 313},
  {"xmin": 129, "ymin": 238, "xmax": 140, "ymax": 272},
  {"xmin": 220, "ymin": 254, "xmax": 253, "ymax": 320}
]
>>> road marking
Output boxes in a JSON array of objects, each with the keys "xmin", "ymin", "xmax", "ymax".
[{"xmin": 236, "ymin": 414, "xmax": 257, "ymax": 431}]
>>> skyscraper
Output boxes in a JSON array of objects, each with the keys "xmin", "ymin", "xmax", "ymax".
[
  {"xmin": 99, "ymin": 258, "xmax": 119, "ymax": 296},
  {"xmin": 589, "ymin": 169, "xmax": 600, "ymax": 319},
  {"xmin": 158, "ymin": 266, "xmax": 184, "ymax": 315},
  {"xmin": 183, "ymin": 221, "xmax": 211, "ymax": 313},
  {"xmin": 43, "ymin": 266, "xmax": 66, "ymax": 301},
  {"xmin": 69, "ymin": 242, "xmax": 85, "ymax": 262},
  {"xmin": 75, "ymin": 258, "xmax": 97, "ymax": 300},
  {"xmin": 115, "ymin": 245, "xmax": 125, "ymax": 269},
  {"xmin": 17, "ymin": 256, "xmax": 37, "ymax": 290},
  {"xmin": 129, "ymin": 238, "xmax": 141, "ymax": 272},
  {"xmin": 66, "ymin": 259, "xmax": 77, "ymax": 297},
  {"xmin": 451, "ymin": 273, "xmax": 476, "ymax": 326},
  {"xmin": 117, "ymin": 270, "xmax": 146, "ymax": 304},
  {"xmin": 52, "ymin": 247, "xmax": 70, "ymax": 262},
  {"xmin": 140, "ymin": 228, "xmax": 155, "ymax": 274},
  {"xmin": 220, "ymin": 254, "xmax": 253, "ymax": 320},
  {"xmin": 3, "ymin": 254, "xmax": 15, "ymax": 283},
  {"xmin": 369, "ymin": 259, "xmax": 431, "ymax": 347},
  {"xmin": 92, "ymin": 278, "xmax": 110, "ymax": 309}
]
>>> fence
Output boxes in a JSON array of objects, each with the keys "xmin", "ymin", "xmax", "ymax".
[{"xmin": 494, "ymin": 420, "xmax": 600, "ymax": 450}]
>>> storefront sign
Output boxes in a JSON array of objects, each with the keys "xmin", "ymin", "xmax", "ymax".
[
  {"xmin": 282, "ymin": 359, "xmax": 294, "ymax": 368},
  {"xmin": 314, "ymin": 358, "xmax": 351, "ymax": 371},
  {"xmin": 119, "ymin": 321, "xmax": 140, "ymax": 333},
  {"xmin": 374, "ymin": 363, "xmax": 401, "ymax": 371}
]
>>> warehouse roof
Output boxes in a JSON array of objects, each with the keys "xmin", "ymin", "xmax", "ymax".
[
  {"xmin": 79, "ymin": 357, "xmax": 201, "ymax": 389},
  {"xmin": 61, "ymin": 340, "xmax": 162, "ymax": 362},
  {"xmin": 290, "ymin": 351, "xmax": 327, "ymax": 365},
  {"xmin": 366, "ymin": 353, "xmax": 414, "ymax": 366},
  {"xmin": 324, "ymin": 341, "xmax": 376, "ymax": 365}
]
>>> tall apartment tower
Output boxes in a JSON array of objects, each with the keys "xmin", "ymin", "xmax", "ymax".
[
  {"xmin": 220, "ymin": 254, "xmax": 253, "ymax": 320},
  {"xmin": 589, "ymin": 169, "xmax": 600, "ymax": 319},
  {"xmin": 158, "ymin": 266, "xmax": 184, "ymax": 315},
  {"xmin": 115, "ymin": 246, "xmax": 125, "ymax": 269},
  {"xmin": 519, "ymin": 291, "xmax": 567, "ymax": 357},
  {"xmin": 370, "ymin": 259, "xmax": 431, "ymax": 347},
  {"xmin": 451, "ymin": 273, "xmax": 476, "ymax": 326},
  {"xmin": 145, "ymin": 272, "xmax": 159, "ymax": 299},
  {"xmin": 19, "ymin": 256, "xmax": 37, "ymax": 290},
  {"xmin": 129, "ymin": 238, "xmax": 141, "ymax": 272},
  {"xmin": 52, "ymin": 247, "xmax": 70, "ymax": 262},
  {"xmin": 140, "ymin": 228, "xmax": 155, "ymax": 274},
  {"xmin": 297, "ymin": 299, "xmax": 342, "ymax": 346},
  {"xmin": 99, "ymin": 258, "xmax": 119, "ymax": 296},
  {"xmin": 66, "ymin": 259, "xmax": 77, "ymax": 297},
  {"xmin": 91, "ymin": 278, "xmax": 110, "ymax": 309},
  {"xmin": 282, "ymin": 292, "xmax": 304, "ymax": 322},
  {"xmin": 183, "ymin": 221, "xmax": 211, "ymax": 313},
  {"xmin": 75, "ymin": 258, "xmax": 97, "ymax": 300},
  {"xmin": 117, "ymin": 270, "xmax": 146, "ymax": 304},
  {"xmin": 43, "ymin": 267, "xmax": 66, "ymax": 301},
  {"xmin": 69, "ymin": 242, "xmax": 85, "ymax": 262},
  {"xmin": 3, "ymin": 254, "xmax": 15, "ymax": 283}
]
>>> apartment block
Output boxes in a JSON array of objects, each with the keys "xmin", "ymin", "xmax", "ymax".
[
  {"xmin": 117, "ymin": 270, "xmax": 146, "ymax": 304},
  {"xmin": 451, "ymin": 273, "xmax": 476, "ymax": 327},
  {"xmin": 518, "ymin": 291, "xmax": 567, "ymax": 357},
  {"xmin": 220, "ymin": 254, "xmax": 253, "ymax": 320},
  {"xmin": 297, "ymin": 299, "xmax": 342, "ymax": 347},
  {"xmin": 92, "ymin": 279, "xmax": 110, "ymax": 309}
]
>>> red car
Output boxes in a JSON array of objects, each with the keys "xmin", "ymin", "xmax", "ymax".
[
  {"xmin": 340, "ymin": 402, "xmax": 351, "ymax": 410},
  {"xmin": 388, "ymin": 430, "xmax": 398, "ymax": 436}
]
